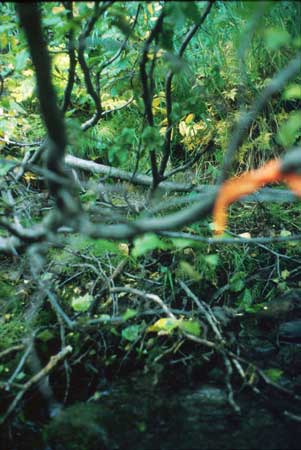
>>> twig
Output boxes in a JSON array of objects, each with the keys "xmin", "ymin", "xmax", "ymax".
[
  {"xmin": 78, "ymin": 4, "xmax": 103, "ymax": 131},
  {"xmin": 222, "ymin": 351, "xmax": 241, "ymax": 413},
  {"xmin": 139, "ymin": 10, "xmax": 165, "ymax": 187},
  {"xmin": 89, "ymin": 258, "xmax": 128, "ymax": 315},
  {"xmin": 6, "ymin": 342, "xmax": 33, "ymax": 388},
  {"xmin": 96, "ymin": 4, "xmax": 141, "ymax": 82},
  {"xmin": 159, "ymin": 231, "xmax": 301, "ymax": 245},
  {"xmin": 0, "ymin": 345, "xmax": 24, "ymax": 360},
  {"xmin": 179, "ymin": 280, "xmax": 223, "ymax": 342},
  {"xmin": 0, "ymin": 137, "xmax": 41, "ymax": 147},
  {"xmin": 45, "ymin": 288, "xmax": 75, "ymax": 329},
  {"xmin": 110, "ymin": 286, "xmax": 217, "ymax": 349},
  {"xmin": 0, "ymin": 345, "xmax": 72, "ymax": 425},
  {"xmin": 283, "ymin": 411, "xmax": 301, "ymax": 422}
]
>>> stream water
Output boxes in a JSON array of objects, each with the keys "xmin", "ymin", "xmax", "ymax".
[{"xmin": 3, "ymin": 373, "xmax": 301, "ymax": 450}]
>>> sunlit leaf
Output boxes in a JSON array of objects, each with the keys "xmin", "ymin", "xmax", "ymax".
[
  {"xmin": 52, "ymin": 5, "xmax": 65, "ymax": 14},
  {"xmin": 147, "ymin": 317, "xmax": 179, "ymax": 334},
  {"xmin": 280, "ymin": 229, "xmax": 291, "ymax": 237},
  {"xmin": 281, "ymin": 269, "xmax": 290, "ymax": 280},
  {"xmin": 283, "ymin": 84, "xmax": 301, "ymax": 100},
  {"xmin": 179, "ymin": 121, "xmax": 188, "ymax": 137},
  {"xmin": 147, "ymin": 3, "xmax": 154, "ymax": 15},
  {"xmin": 185, "ymin": 113, "xmax": 195, "ymax": 124},
  {"xmin": 204, "ymin": 254, "xmax": 219, "ymax": 267},
  {"xmin": 71, "ymin": 293, "xmax": 94, "ymax": 312},
  {"xmin": 118, "ymin": 243, "xmax": 129, "ymax": 256},
  {"xmin": 132, "ymin": 234, "xmax": 167, "ymax": 257}
]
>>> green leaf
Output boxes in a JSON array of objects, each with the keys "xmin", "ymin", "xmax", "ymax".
[
  {"xmin": 71, "ymin": 293, "xmax": 93, "ymax": 312},
  {"xmin": 283, "ymin": 84, "xmax": 301, "ymax": 100},
  {"xmin": 37, "ymin": 329, "xmax": 55, "ymax": 342},
  {"xmin": 165, "ymin": 2, "xmax": 186, "ymax": 28},
  {"xmin": 0, "ymin": 160, "xmax": 14, "ymax": 177},
  {"xmin": 179, "ymin": 261, "xmax": 201, "ymax": 281},
  {"xmin": 280, "ymin": 229, "xmax": 291, "ymax": 237},
  {"xmin": 264, "ymin": 28, "xmax": 291, "ymax": 50},
  {"xmin": 15, "ymin": 49, "xmax": 28, "ymax": 71},
  {"xmin": 15, "ymin": 371, "xmax": 26, "ymax": 381},
  {"xmin": 141, "ymin": 126, "xmax": 163, "ymax": 152},
  {"xmin": 9, "ymin": 100, "xmax": 27, "ymax": 115},
  {"xmin": 264, "ymin": 368, "xmax": 283, "ymax": 382},
  {"xmin": 180, "ymin": 2, "xmax": 200, "ymax": 23},
  {"xmin": 80, "ymin": 191, "xmax": 97, "ymax": 203},
  {"xmin": 132, "ymin": 234, "xmax": 167, "ymax": 257},
  {"xmin": 120, "ymin": 127, "xmax": 136, "ymax": 145},
  {"xmin": 277, "ymin": 111, "xmax": 301, "ymax": 147},
  {"xmin": 122, "ymin": 324, "xmax": 141, "ymax": 342},
  {"xmin": 122, "ymin": 308, "xmax": 138, "ymax": 321},
  {"xmin": 229, "ymin": 272, "xmax": 245, "ymax": 292},
  {"xmin": 204, "ymin": 254, "xmax": 219, "ymax": 267},
  {"xmin": 43, "ymin": 15, "xmax": 62, "ymax": 27},
  {"xmin": 237, "ymin": 288, "xmax": 253, "ymax": 309},
  {"xmin": 170, "ymin": 238, "xmax": 196, "ymax": 249},
  {"xmin": 180, "ymin": 320, "xmax": 201, "ymax": 337}
]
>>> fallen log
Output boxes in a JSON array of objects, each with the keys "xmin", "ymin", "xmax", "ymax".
[{"xmin": 65, "ymin": 154, "xmax": 299, "ymax": 203}]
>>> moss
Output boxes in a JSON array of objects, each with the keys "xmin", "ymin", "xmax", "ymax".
[
  {"xmin": 0, "ymin": 317, "xmax": 28, "ymax": 353},
  {"xmin": 44, "ymin": 403, "xmax": 111, "ymax": 450}
]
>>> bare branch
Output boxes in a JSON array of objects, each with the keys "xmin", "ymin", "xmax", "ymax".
[
  {"xmin": 64, "ymin": 154, "xmax": 300, "ymax": 201},
  {"xmin": 159, "ymin": 1, "xmax": 214, "ymax": 177},
  {"xmin": 16, "ymin": 3, "xmax": 78, "ymax": 217},
  {"xmin": 139, "ymin": 9, "xmax": 165, "ymax": 186},
  {"xmin": 61, "ymin": 2, "xmax": 77, "ymax": 113},
  {"xmin": 0, "ymin": 345, "xmax": 72, "ymax": 425},
  {"xmin": 78, "ymin": 3, "xmax": 104, "ymax": 131}
]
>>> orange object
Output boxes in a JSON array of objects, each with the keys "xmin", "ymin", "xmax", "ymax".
[{"xmin": 213, "ymin": 158, "xmax": 301, "ymax": 235}]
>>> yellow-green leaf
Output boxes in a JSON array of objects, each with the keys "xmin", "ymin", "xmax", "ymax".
[
  {"xmin": 147, "ymin": 317, "xmax": 179, "ymax": 334},
  {"xmin": 185, "ymin": 113, "xmax": 195, "ymax": 124}
]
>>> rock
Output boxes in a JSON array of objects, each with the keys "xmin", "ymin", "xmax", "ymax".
[
  {"xmin": 44, "ymin": 403, "xmax": 111, "ymax": 450},
  {"xmin": 184, "ymin": 385, "xmax": 228, "ymax": 406},
  {"xmin": 278, "ymin": 320, "xmax": 301, "ymax": 343}
]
